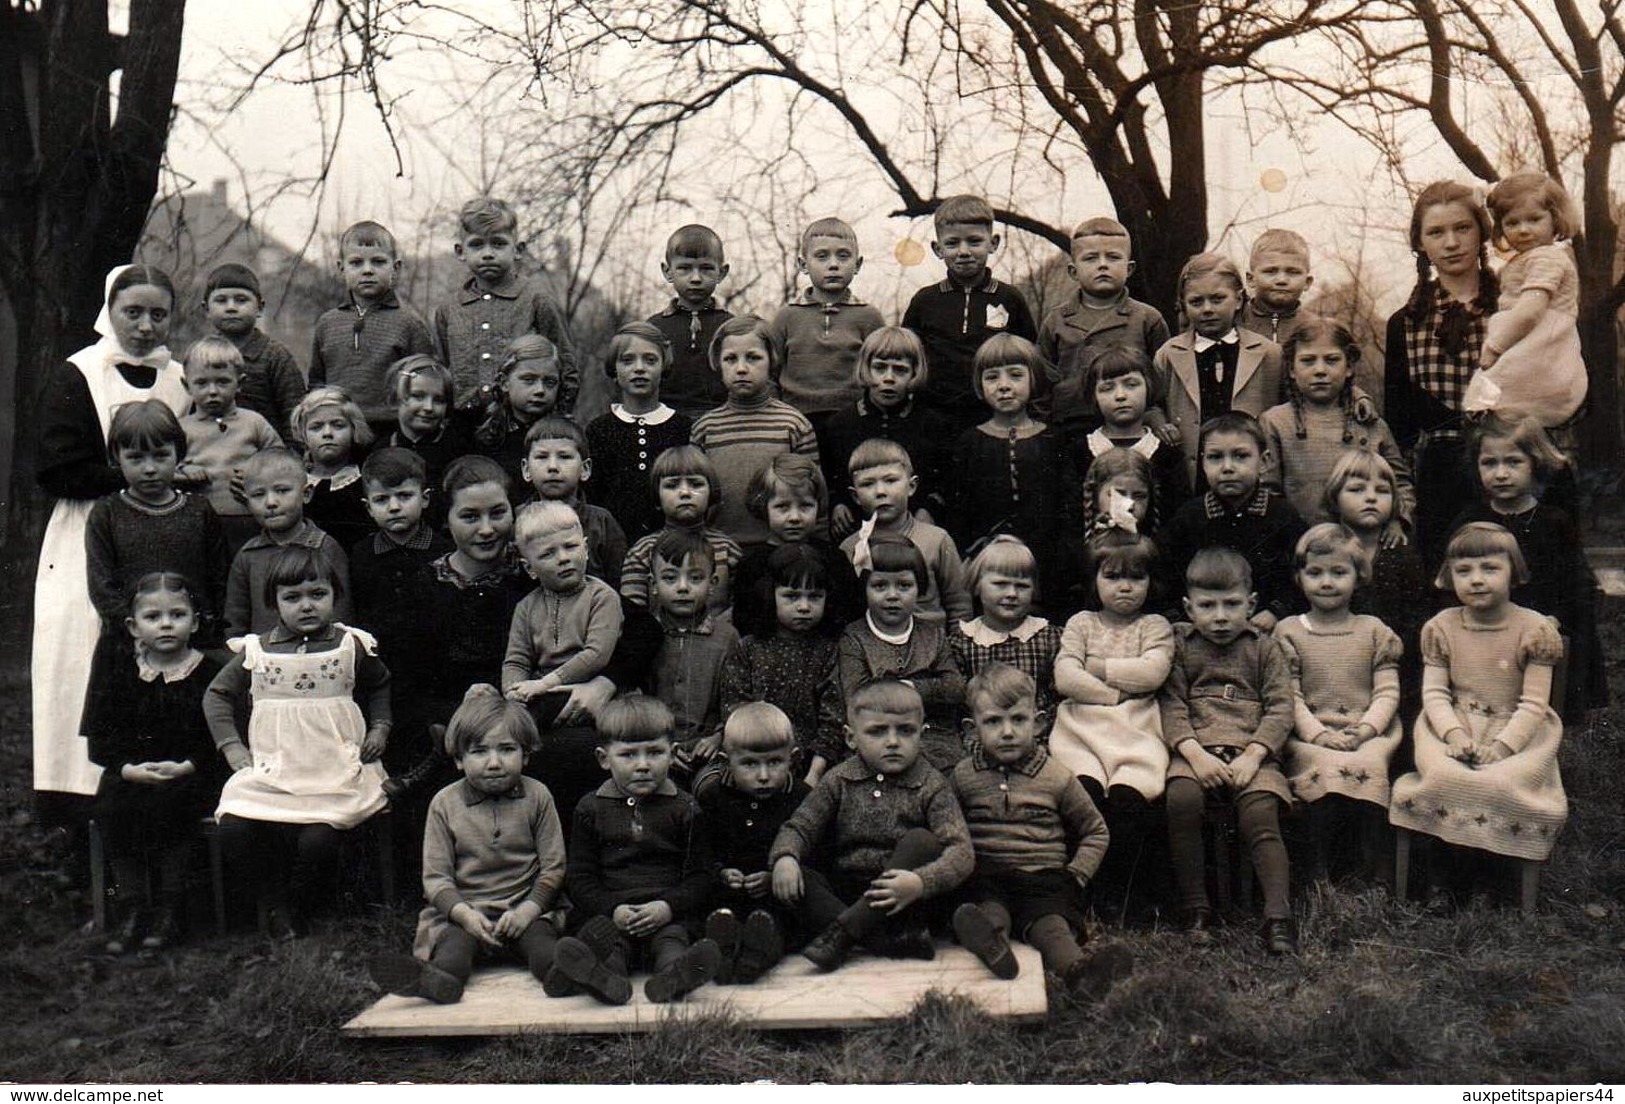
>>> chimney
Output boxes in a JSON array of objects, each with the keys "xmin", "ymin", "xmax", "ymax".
[{"xmin": 212, "ymin": 178, "xmax": 228, "ymax": 205}]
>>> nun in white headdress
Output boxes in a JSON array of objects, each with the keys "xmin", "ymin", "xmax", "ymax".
[{"xmin": 32, "ymin": 265, "xmax": 188, "ymax": 807}]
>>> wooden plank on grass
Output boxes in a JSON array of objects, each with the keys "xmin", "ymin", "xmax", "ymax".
[{"xmin": 342, "ymin": 943, "xmax": 1047, "ymax": 1036}]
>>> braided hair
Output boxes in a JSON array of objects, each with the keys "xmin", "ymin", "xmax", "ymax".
[
  {"xmin": 1403, "ymin": 181, "xmax": 1499, "ymax": 327},
  {"xmin": 1280, "ymin": 314, "xmax": 1359, "ymax": 444}
]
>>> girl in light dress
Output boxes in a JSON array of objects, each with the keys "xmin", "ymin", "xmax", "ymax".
[
  {"xmin": 1463, "ymin": 172, "xmax": 1587, "ymax": 426},
  {"xmin": 1275, "ymin": 524, "xmax": 1403, "ymax": 880},
  {"xmin": 206, "ymin": 545, "xmax": 392, "ymax": 936},
  {"xmin": 1389, "ymin": 523, "xmax": 1567, "ymax": 902}
]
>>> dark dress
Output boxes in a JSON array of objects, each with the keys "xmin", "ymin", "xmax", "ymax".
[
  {"xmin": 1155, "ymin": 489, "xmax": 1308, "ymax": 623},
  {"xmin": 947, "ymin": 423, "xmax": 1080, "ymax": 615},
  {"xmin": 1353, "ymin": 540, "xmax": 1432, "ymax": 729},
  {"xmin": 87, "ymin": 651, "xmax": 228, "ymax": 857},
  {"xmin": 305, "ymin": 469, "xmax": 374, "ymax": 553},
  {"xmin": 817, "ymin": 397, "xmax": 955, "ymax": 521},
  {"xmin": 85, "ymin": 491, "xmax": 229, "ymax": 642},
  {"xmin": 585, "ymin": 406, "xmax": 695, "ymax": 542}
]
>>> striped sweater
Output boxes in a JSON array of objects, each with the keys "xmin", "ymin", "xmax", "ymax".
[{"xmin": 691, "ymin": 395, "xmax": 819, "ymax": 545}]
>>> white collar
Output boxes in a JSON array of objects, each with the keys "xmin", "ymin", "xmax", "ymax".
[
  {"xmin": 136, "ymin": 646, "xmax": 204, "ymax": 683},
  {"xmin": 958, "ymin": 615, "xmax": 1049, "ymax": 646},
  {"xmin": 612, "ymin": 403, "xmax": 676, "ymax": 425},
  {"xmin": 1192, "ymin": 329, "xmax": 1240, "ymax": 353},
  {"xmin": 308, "ymin": 464, "xmax": 362, "ymax": 491},
  {"xmin": 1087, "ymin": 427, "xmax": 1160, "ymax": 460},
  {"xmin": 866, "ymin": 613, "xmax": 914, "ymax": 646}
]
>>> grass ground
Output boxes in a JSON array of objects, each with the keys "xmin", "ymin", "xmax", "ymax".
[{"xmin": 1, "ymin": 564, "xmax": 1622, "ymax": 1084}]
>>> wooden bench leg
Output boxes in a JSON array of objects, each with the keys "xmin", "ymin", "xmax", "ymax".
[
  {"xmin": 88, "ymin": 819, "xmax": 107, "ymax": 933},
  {"xmin": 1394, "ymin": 828, "xmax": 1412, "ymax": 903},
  {"xmin": 206, "ymin": 819, "xmax": 228, "ymax": 937},
  {"xmin": 1519, "ymin": 861, "xmax": 1540, "ymax": 916}
]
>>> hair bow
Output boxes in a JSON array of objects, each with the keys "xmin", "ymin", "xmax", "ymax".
[
  {"xmin": 1103, "ymin": 486, "xmax": 1140, "ymax": 535},
  {"xmin": 851, "ymin": 515, "xmax": 878, "ymax": 576}
]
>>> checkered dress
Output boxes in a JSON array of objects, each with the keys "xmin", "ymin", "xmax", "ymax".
[{"xmin": 1399, "ymin": 283, "xmax": 1489, "ymax": 441}]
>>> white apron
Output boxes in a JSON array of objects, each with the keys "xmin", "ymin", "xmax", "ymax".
[
  {"xmin": 215, "ymin": 628, "xmax": 388, "ymax": 829},
  {"xmin": 31, "ymin": 349, "xmax": 185, "ymax": 795}
]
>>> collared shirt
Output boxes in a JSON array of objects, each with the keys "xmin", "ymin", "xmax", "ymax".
[
  {"xmin": 950, "ymin": 616, "xmax": 1063, "ymax": 712},
  {"xmin": 223, "ymin": 519, "xmax": 353, "ymax": 636},
  {"xmin": 649, "ymin": 298, "xmax": 732, "ymax": 415},
  {"xmin": 309, "ymin": 291, "xmax": 435, "ymax": 421},
  {"xmin": 181, "ymin": 406, "xmax": 283, "ymax": 517},
  {"xmin": 901, "ymin": 270, "xmax": 1038, "ymax": 415},
  {"xmin": 566, "ymin": 779, "xmax": 712, "ymax": 921},
  {"xmin": 767, "ymin": 287, "xmax": 886, "ymax": 415},
  {"xmin": 951, "ymin": 742, "xmax": 1108, "ymax": 881},
  {"xmin": 649, "ymin": 609, "xmax": 739, "ymax": 745},
  {"xmin": 431, "ymin": 274, "xmax": 579, "ymax": 409}
]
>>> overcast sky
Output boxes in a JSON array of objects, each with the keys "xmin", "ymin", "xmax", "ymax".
[{"xmin": 158, "ymin": 1, "xmax": 1565, "ymax": 319}]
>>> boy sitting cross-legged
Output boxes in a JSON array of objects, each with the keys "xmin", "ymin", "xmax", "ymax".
[
  {"xmin": 771, "ymin": 679, "xmax": 974, "ymax": 972},
  {"xmin": 949, "ymin": 664, "xmax": 1134, "ymax": 996},
  {"xmin": 697, "ymin": 703, "xmax": 812, "ymax": 984},
  {"xmin": 366, "ymin": 685, "xmax": 565, "ymax": 1004},
  {"xmin": 552, "ymin": 696, "xmax": 722, "ymax": 1005}
]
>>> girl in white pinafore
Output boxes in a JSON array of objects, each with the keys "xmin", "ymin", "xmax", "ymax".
[{"xmin": 205, "ymin": 546, "xmax": 390, "ymax": 934}]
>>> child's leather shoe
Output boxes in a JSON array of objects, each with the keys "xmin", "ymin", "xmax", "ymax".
[
  {"xmin": 952, "ymin": 903, "xmax": 1019, "ymax": 979},
  {"xmin": 554, "ymin": 936, "xmax": 632, "ymax": 1005},
  {"xmin": 802, "ymin": 921, "xmax": 856, "ymax": 972},
  {"xmin": 366, "ymin": 953, "xmax": 465, "ymax": 1004},
  {"xmin": 883, "ymin": 925, "xmax": 937, "ymax": 962},
  {"xmin": 1178, "ymin": 906, "xmax": 1215, "ymax": 945},
  {"xmin": 1260, "ymin": 917, "xmax": 1299, "ymax": 955},
  {"xmin": 544, "ymin": 916, "xmax": 622, "ymax": 997},
  {"xmin": 705, "ymin": 908, "xmax": 742, "ymax": 984},
  {"xmin": 644, "ymin": 938, "xmax": 722, "ymax": 1003},
  {"xmin": 1064, "ymin": 943, "xmax": 1135, "ymax": 1000},
  {"xmin": 732, "ymin": 910, "xmax": 784, "ymax": 984}
]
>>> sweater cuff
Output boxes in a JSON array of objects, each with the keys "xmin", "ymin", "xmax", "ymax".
[{"xmin": 432, "ymin": 889, "xmax": 468, "ymax": 918}]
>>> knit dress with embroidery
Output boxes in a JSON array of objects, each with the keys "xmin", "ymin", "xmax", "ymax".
[
  {"xmin": 1275, "ymin": 614, "xmax": 1404, "ymax": 807},
  {"xmin": 1389, "ymin": 606, "xmax": 1566, "ymax": 860}
]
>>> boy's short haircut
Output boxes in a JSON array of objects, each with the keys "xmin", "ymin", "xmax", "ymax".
[
  {"xmin": 801, "ymin": 217, "xmax": 858, "ymax": 253},
  {"xmin": 204, "ymin": 262, "xmax": 262, "ymax": 301},
  {"xmin": 387, "ymin": 355, "xmax": 454, "ymax": 405},
  {"xmin": 457, "ymin": 197, "xmax": 519, "ymax": 238},
  {"xmin": 933, "ymin": 194, "xmax": 995, "ymax": 231},
  {"xmin": 523, "ymin": 415, "xmax": 590, "ymax": 456},
  {"xmin": 1086, "ymin": 530, "xmax": 1158, "ymax": 580},
  {"xmin": 862, "ymin": 535, "xmax": 929, "ymax": 590},
  {"xmin": 1249, "ymin": 228, "xmax": 1310, "ymax": 266},
  {"xmin": 1197, "ymin": 410, "xmax": 1269, "ymax": 456},
  {"xmin": 847, "ymin": 437, "xmax": 914, "ymax": 478},
  {"xmin": 1320, "ymin": 447, "xmax": 1400, "ymax": 521},
  {"xmin": 1082, "ymin": 346, "xmax": 1166, "ymax": 408},
  {"xmin": 339, "ymin": 220, "xmax": 399, "ymax": 256},
  {"xmin": 1185, "ymin": 546, "xmax": 1253, "ymax": 593},
  {"xmin": 360, "ymin": 446, "xmax": 428, "ymax": 491},
  {"xmin": 707, "ymin": 314, "xmax": 778, "ymax": 375},
  {"xmin": 854, "ymin": 325, "xmax": 929, "ymax": 390},
  {"xmin": 514, "ymin": 500, "xmax": 584, "ymax": 548},
  {"xmin": 965, "ymin": 662, "xmax": 1037, "ymax": 715},
  {"xmin": 651, "ymin": 526, "xmax": 711, "ymax": 573},
  {"xmin": 666, "ymin": 224, "xmax": 725, "ymax": 263},
  {"xmin": 722, "ymin": 701, "xmax": 795, "ymax": 754},
  {"xmin": 768, "ymin": 542, "xmax": 832, "ymax": 593},
  {"xmin": 965, "ymin": 534, "xmax": 1036, "ymax": 594},
  {"xmin": 442, "ymin": 454, "xmax": 512, "ymax": 501},
  {"xmin": 648, "ymin": 444, "xmax": 721, "ymax": 512},
  {"xmin": 107, "ymin": 399, "xmax": 188, "ymax": 463},
  {"xmin": 595, "ymin": 694, "xmax": 676, "ymax": 748},
  {"xmin": 1436, "ymin": 521, "xmax": 1531, "ymax": 588},
  {"xmin": 290, "ymin": 385, "xmax": 375, "ymax": 451},
  {"xmin": 262, "ymin": 543, "xmax": 344, "ymax": 608},
  {"xmin": 445, "ymin": 683, "xmax": 541, "ymax": 757},
  {"xmin": 184, "ymin": 334, "xmax": 244, "ymax": 377},
  {"xmin": 240, "ymin": 446, "xmax": 307, "ymax": 487},
  {"xmin": 1295, "ymin": 521, "xmax": 1372, "ymax": 585},
  {"xmin": 1070, "ymin": 216, "xmax": 1131, "ymax": 246},
  {"xmin": 604, "ymin": 320, "xmax": 673, "ymax": 381},
  {"xmin": 971, "ymin": 333, "xmax": 1049, "ymax": 401},
  {"xmin": 747, "ymin": 452, "xmax": 828, "ymax": 521},
  {"xmin": 846, "ymin": 678, "xmax": 924, "ymax": 722}
]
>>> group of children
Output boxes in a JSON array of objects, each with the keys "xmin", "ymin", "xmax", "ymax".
[{"xmin": 74, "ymin": 176, "xmax": 1601, "ymax": 1007}]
